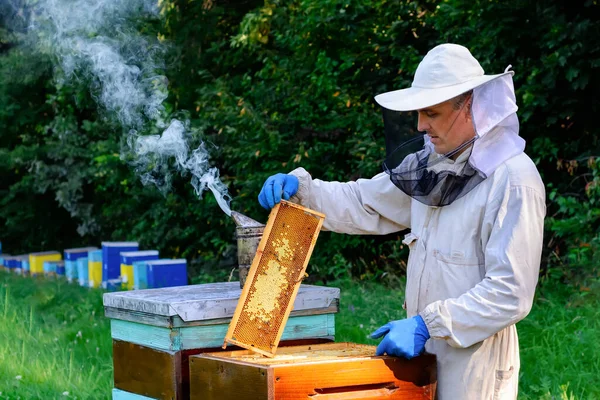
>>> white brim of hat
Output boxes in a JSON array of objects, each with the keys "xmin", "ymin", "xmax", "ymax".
[{"xmin": 374, "ymin": 71, "xmax": 514, "ymax": 112}]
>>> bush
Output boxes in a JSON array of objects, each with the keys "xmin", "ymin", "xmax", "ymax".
[{"xmin": 1, "ymin": 0, "xmax": 598, "ymax": 283}]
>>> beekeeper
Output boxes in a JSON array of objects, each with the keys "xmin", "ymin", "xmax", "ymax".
[{"xmin": 258, "ymin": 43, "xmax": 546, "ymax": 399}]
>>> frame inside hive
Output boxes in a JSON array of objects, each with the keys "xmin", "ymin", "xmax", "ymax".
[{"xmin": 223, "ymin": 200, "xmax": 325, "ymax": 357}]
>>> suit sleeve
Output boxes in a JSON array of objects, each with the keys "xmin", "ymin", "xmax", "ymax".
[{"xmin": 288, "ymin": 167, "xmax": 412, "ymax": 234}]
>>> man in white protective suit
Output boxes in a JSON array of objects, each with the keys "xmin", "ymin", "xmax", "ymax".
[{"xmin": 257, "ymin": 43, "xmax": 546, "ymax": 399}]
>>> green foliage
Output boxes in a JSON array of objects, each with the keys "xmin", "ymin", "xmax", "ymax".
[
  {"xmin": 545, "ymin": 157, "xmax": 600, "ymax": 282},
  {"xmin": 0, "ymin": 0, "xmax": 598, "ymax": 282}
]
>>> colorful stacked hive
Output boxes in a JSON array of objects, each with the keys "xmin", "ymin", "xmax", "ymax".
[
  {"xmin": 43, "ymin": 260, "xmax": 65, "ymax": 277},
  {"xmin": 104, "ymin": 282, "xmax": 339, "ymax": 400},
  {"xmin": 119, "ymin": 251, "xmax": 159, "ymax": 290},
  {"xmin": 30, "ymin": 251, "xmax": 61, "ymax": 276},
  {"xmin": 64, "ymin": 247, "xmax": 98, "ymax": 283},
  {"xmin": 88, "ymin": 249, "xmax": 103, "ymax": 288},
  {"xmin": 102, "ymin": 242, "xmax": 139, "ymax": 290}
]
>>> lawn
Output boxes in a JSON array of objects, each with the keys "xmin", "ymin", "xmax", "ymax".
[{"xmin": 0, "ymin": 271, "xmax": 598, "ymax": 399}]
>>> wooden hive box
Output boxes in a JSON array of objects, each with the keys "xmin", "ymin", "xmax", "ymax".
[
  {"xmin": 103, "ymin": 282, "xmax": 340, "ymax": 400},
  {"xmin": 190, "ymin": 342, "xmax": 437, "ymax": 400}
]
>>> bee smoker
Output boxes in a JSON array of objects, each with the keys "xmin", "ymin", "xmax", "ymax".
[{"xmin": 231, "ymin": 211, "xmax": 265, "ymax": 288}]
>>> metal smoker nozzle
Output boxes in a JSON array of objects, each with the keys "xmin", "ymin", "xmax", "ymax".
[{"xmin": 231, "ymin": 211, "xmax": 265, "ymax": 228}]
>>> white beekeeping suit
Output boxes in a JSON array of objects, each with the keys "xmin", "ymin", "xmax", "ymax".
[{"xmin": 288, "ymin": 44, "xmax": 546, "ymax": 399}]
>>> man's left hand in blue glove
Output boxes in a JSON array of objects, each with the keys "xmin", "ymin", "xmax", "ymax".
[{"xmin": 370, "ymin": 315, "xmax": 430, "ymax": 358}]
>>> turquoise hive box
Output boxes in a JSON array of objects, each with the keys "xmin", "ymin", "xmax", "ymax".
[{"xmin": 104, "ymin": 282, "xmax": 339, "ymax": 400}]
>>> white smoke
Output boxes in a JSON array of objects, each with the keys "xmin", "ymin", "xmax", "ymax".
[{"xmin": 21, "ymin": 0, "xmax": 232, "ymax": 215}]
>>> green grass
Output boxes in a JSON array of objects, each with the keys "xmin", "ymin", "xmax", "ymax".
[
  {"xmin": 332, "ymin": 277, "xmax": 600, "ymax": 400},
  {"xmin": 0, "ymin": 271, "xmax": 112, "ymax": 399},
  {"xmin": 1, "ymin": 271, "xmax": 598, "ymax": 399}
]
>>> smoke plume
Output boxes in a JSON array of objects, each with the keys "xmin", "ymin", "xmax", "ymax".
[{"xmin": 13, "ymin": 0, "xmax": 232, "ymax": 215}]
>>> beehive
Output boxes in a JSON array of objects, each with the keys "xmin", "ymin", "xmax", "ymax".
[
  {"xmin": 223, "ymin": 200, "xmax": 325, "ymax": 357},
  {"xmin": 29, "ymin": 251, "xmax": 61, "ymax": 275},
  {"xmin": 64, "ymin": 247, "xmax": 98, "ymax": 283},
  {"xmin": 103, "ymin": 282, "xmax": 339, "ymax": 400},
  {"xmin": 119, "ymin": 250, "xmax": 159, "ymax": 290},
  {"xmin": 190, "ymin": 342, "xmax": 437, "ymax": 400},
  {"xmin": 101, "ymin": 241, "xmax": 139, "ymax": 290},
  {"xmin": 88, "ymin": 249, "xmax": 103, "ymax": 288}
]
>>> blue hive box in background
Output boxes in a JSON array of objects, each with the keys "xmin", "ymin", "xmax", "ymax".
[
  {"xmin": 21, "ymin": 257, "xmax": 30, "ymax": 275},
  {"xmin": 64, "ymin": 247, "xmax": 98, "ymax": 283},
  {"xmin": 145, "ymin": 259, "xmax": 188, "ymax": 289},
  {"xmin": 0, "ymin": 254, "xmax": 10, "ymax": 272},
  {"xmin": 120, "ymin": 250, "xmax": 159, "ymax": 290},
  {"xmin": 9, "ymin": 256, "xmax": 23, "ymax": 273},
  {"xmin": 77, "ymin": 257, "xmax": 89, "ymax": 287},
  {"xmin": 43, "ymin": 260, "xmax": 65, "ymax": 277},
  {"xmin": 3, "ymin": 256, "xmax": 19, "ymax": 272},
  {"xmin": 101, "ymin": 242, "xmax": 139, "ymax": 290},
  {"xmin": 133, "ymin": 261, "xmax": 149, "ymax": 290},
  {"xmin": 14, "ymin": 255, "xmax": 29, "ymax": 275}
]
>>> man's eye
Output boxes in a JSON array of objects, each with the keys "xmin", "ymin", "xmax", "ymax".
[{"xmin": 426, "ymin": 112, "xmax": 437, "ymax": 118}]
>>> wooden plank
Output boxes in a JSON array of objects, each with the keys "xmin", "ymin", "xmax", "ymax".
[
  {"xmin": 224, "ymin": 200, "xmax": 326, "ymax": 356},
  {"xmin": 112, "ymin": 388, "xmax": 158, "ymax": 400},
  {"xmin": 104, "ymin": 300, "xmax": 339, "ymax": 328},
  {"xmin": 113, "ymin": 340, "xmax": 181, "ymax": 400},
  {"xmin": 111, "ymin": 320, "xmax": 181, "ymax": 351},
  {"xmin": 189, "ymin": 356, "xmax": 271, "ymax": 400},
  {"xmin": 111, "ymin": 314, "xmax": 335, "ymax": 351}
]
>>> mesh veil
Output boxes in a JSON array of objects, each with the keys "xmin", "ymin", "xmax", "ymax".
[{"xmin": 382, "ymin": 72, "xmax": 525, "ymax": 207}]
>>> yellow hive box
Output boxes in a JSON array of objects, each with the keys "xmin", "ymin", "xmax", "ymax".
[
  {"xmin": 88, "ymin": 249, "xmax": 103, "ymax": 288},
  {"xmin": 223, "ymin": 200, "xmax": 325, "ymax": 357},
  {"xmin": 29, "ymin": 251, "xmax": 62, "ymax": 275}
]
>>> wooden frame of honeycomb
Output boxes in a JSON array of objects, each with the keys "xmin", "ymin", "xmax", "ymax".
[{"xmin": 223, "ymin": 200, "xmax": 325, "ymax": 357}]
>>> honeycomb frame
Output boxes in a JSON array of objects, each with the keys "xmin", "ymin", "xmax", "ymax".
[{"xmin": 223, "ymin": 200, "xmax": 325, "ymax": 357}]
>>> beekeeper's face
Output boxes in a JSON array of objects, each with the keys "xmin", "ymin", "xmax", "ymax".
[{"xmin": 417, "ymin": 93, "xmax": 475, "ymax": 155}]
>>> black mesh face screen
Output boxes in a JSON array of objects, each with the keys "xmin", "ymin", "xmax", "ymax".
[
  {"xmin": 381, "ymin": 107, "xmax": 485, "ymax": 207},
  {"xmin": 381, "ymin": 106, "xmax": 419, "ymax": 160}
]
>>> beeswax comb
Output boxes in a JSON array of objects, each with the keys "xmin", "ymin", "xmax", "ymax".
[{"xmin": 223, "ymin": 200, "xmax": 325, "ymax": 357}]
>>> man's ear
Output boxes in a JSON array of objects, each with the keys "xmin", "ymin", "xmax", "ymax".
[{"xmin": 465, "ymin": 95, "xmax": 474, "ymax": 121}]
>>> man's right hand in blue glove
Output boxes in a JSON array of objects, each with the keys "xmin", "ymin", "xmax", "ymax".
[{"xmin": 258, "ymin": 173, "xmax": 299, "ymax": 209}]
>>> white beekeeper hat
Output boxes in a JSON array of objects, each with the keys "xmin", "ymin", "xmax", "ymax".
[{"xmin": 374, "ymin": 43, "xmax": 514, "ymax": 111}]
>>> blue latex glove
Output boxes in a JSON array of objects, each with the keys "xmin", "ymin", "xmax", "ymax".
[
  {"xmin": 370, "ymin": 315, "xmax": 430, "ymax": 358},
  {"xmin": 258, "ymin": 173, "xmax": 299, "ymax": 209}
]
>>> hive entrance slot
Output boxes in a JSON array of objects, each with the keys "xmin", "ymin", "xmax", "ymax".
[{"xmin": 308, "ymin": 382, "xmax": 399, "ymax": 398}]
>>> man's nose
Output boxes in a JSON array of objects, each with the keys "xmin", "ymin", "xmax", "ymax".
[{"xmin": 417, "ymin": 113, "xmax": 429, "ymax": 132}]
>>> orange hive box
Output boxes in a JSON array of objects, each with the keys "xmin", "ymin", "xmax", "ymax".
[
  {"xmin": 223, "ymin": 200, "xmax": 325, "ymax": 357},
  {"xmin": 190, "ymin": 342, "xmax": 437, "ymax": 400}
]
